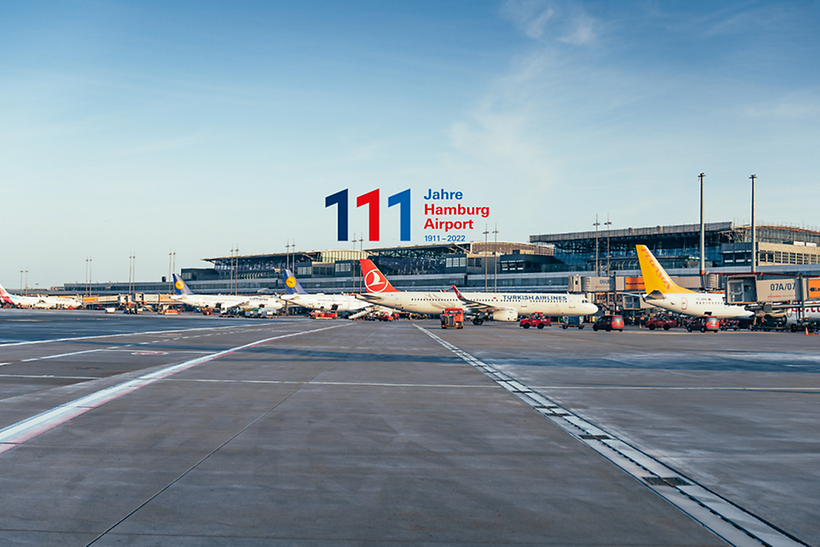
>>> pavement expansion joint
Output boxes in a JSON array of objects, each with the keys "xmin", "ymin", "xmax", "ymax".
[{"xmin": 415, "ymin": 324, "xmax": 809, "ymax": 547}]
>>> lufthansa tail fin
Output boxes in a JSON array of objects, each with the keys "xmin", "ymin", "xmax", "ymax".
[
  {"xmin": 636, "ymin": 245, "xmax": 694, "ymax": 295},
  {"xmin": 172, "ymin": 273, "xmax": 195, "ymax": 295},
  {"xmin": 283, "ymin": 269, "xmax": 307, "ymax": 295},
  {"xmin": 359, "ymin": 259, "xmax": 399, "ymax": 293}
]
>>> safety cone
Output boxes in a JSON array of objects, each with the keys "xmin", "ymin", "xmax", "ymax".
[{"xmin": 805, "ymin": 327, "xmax": 809, "ymax": 335}]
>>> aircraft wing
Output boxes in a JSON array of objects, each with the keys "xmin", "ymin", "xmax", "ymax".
[{"xmin": 450, "ymin": 285, "xmax": 514, "ymax": 314}]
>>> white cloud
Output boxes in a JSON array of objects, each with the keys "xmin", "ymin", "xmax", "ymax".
[
  {"xmin": 557, "ymin": 14, "xmax": 596, "ymax": 45},
  {"xmin": 502, "ymin": 0, "xmax": 596, "ymax": 45},
  {"xmin": 741, "ymin": 90, "xmax": 820, "ymax": 120},
  {"xmin": 502, "ymin": 0, "xmax": 555, "ymax": 39}
]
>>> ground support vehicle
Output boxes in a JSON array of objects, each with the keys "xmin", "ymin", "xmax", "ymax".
[
  {"xmin": 645, "ymin": 315, "xmax": 678, "ymax": 330},
  {"xmin": 593, "ymin": 315, "xmax": 624, "ymax": 332},
  {"xmin": 520, "ymin": 312, "xmax": 551, "ymax": 329},
  {"xmin": 720, "ymin": 319, "xmax": 741, "ymax": 331},
  {"xmin": 441, "ymin": 308, "xmax": 464, "ymax": 329},
  {"xmin": 687, "ymin": 316, "xmax": 720, "ymax": 332},
  {"xmin": 310, "ymin": 310, "xmax": 337, "ymax": 319},
  {"xmin": 560, "ymin": 316, "xmax": 585, "ymax": 329}
]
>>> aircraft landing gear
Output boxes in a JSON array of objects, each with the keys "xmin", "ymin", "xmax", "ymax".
[{"xmin": 472, "ymin": 317, "xmax": 484, "ymax": 326}]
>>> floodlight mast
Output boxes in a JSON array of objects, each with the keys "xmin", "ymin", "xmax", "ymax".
[
  {"xmin": 750, "ymin": 174, "xmax": 757, "ymax": 274},
  {"xmin": 699, "ymin": 173, "xmax": 705, "ymax": 288}
]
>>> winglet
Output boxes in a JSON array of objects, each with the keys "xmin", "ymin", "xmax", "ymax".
[
  {"xmin": 635, "ymin": 245, "xmax": 694, "ymax": 295},
  {"xmin": 451, "ymin": 284, "xmax": 466, "ymax": 301},
  {"xmin": 359, "ymin": 259, "xmax": 399, "ymax": 293},
  {"xmin": 171, "ymin": 273, "xmax": 195, "ymax": 295},
  {"xmin": 283, "ymin": 269, "xmax": 308, "ymax": 295}
]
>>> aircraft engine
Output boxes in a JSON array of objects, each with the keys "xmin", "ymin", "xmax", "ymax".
[{"xmin": 492, "ymin": 308, "xmax": 518, "ymax": 322}]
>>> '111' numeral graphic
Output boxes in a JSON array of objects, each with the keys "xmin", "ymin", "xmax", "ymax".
[{"xmin": 325, "ymin": 189, "xmax": 410, "ymax": 241}]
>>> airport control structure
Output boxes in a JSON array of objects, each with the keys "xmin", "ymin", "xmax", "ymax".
[{"xmin": 60, "ymin": 222, "xmax": 820, "ymax": 303}]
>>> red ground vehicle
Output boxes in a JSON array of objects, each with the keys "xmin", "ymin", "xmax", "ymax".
[
  {"xmin": 645, "ymin": 315, "xmax": 678, "ymax": 331},
  {"xmin": 687, "ymin": 316, "xmax": 720, "ymax": 332},
  {"xmin": 441, "ymin": 308, "xmax": 464, "ymax": 329},
  {"xmin": 593, "ymin": 315, "xmax": 624, "ymax": 332},
  {"xmin": 719, "ymin": 319, "xmax": 740, "ymax": 331},
  {"xmin": 310, "ymin": 310, "xmax": 337, "ymax": 319},
  {"xmin": 520, "ymin": 312, "xmax": 551, "ymax": 329}
]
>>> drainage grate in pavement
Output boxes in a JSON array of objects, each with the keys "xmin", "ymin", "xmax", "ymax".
[
  {"xmin": 580, "ymin": 434, "xmax": 611, "ymax": 441},
  {"xmin": 644, "ymin": 477, "xmax": 690, "ymax": 487}
]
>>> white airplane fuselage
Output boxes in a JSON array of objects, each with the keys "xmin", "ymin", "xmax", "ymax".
[
  {"xmin": 783, "ymin": 305, "xmax": 820, "ymax": 326},
  {"xmin": 280, "ymin": 293, "xmax": 370, "ymax": 313},
  {"xmin": 4, "ymin": 294, "xmax": 83, "ymax": 309},
  {"xmin": 643, "ymin": 292, "xmax": 753, "ymax": 319},
  {"xmin": 172, "ymin": 294, "xmax": 283, "ymax": 310},
  {"xmin": 358, "ymin": 291, "xmax": 597, "ymax": 320}
]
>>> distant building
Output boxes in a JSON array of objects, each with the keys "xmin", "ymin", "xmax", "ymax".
[
  {"xmin": 530, "ymin": 222, "xmax": 820, "ymax": 272},
  {"xmin": 60, "ymin": 222, "xmax": 820, "ymax": 295}
]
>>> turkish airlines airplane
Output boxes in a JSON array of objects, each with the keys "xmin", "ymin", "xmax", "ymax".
[
  {"xmin": 278, "ymin": 269, "xmax": 376, "ymax": 318},
  {"xmin": 356, "ymin": 259, "xmax": 598, "ymax": 324},
  {"xmin": 636, "ymin": 245, "xmax": 753, "ymax": 318},
  {"xmin": 171, "ymin": 274, "xmax": 283, "ymax": 312},
  {"xmin": 0, "ymin": 282, "xmax": 83, "ymax": 309}
]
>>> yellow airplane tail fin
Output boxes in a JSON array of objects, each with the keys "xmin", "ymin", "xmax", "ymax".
[{"xmin": 636, "ymin": 245, "xmax": 694, "ymax": 295}]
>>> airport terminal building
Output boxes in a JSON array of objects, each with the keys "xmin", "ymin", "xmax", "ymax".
[{"xmin": 63, "ymin": 221, "xmax": 820, "ymax": 296}]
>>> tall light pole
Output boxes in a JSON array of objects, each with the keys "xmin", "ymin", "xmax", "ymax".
[
  {"xmin": 357, "ymin": 234, "xmax": 364, "ymax": 293},
  {"xmin": 492, "ymin": 223, "xmax": 499, "ymax": 292},
  {"xmin": 129, "ymin": 254, "xmax": 135, "ymax": 299},
  {"xmin": 593, "ymin": 215, "xmax": 601, "ymax": 276},
  {"xmin": 605, "ymin": 214, "xmax": 612, "ymax": 275},
  {"xmin": 699, "ymin": 173, "xmax": 705, "ymax": 287},
  {"xmin": 20, "ymin": 270, "xmax": 23, "ymax": 294},
  {"xmin": 750, "ymin": 174, "xmax": 757, "ymax": 274},
  {"xmin": 234, "ymin": 245, "xmax": 240, "ymax": 295},
  {"xmin": 483, "ymin": 225, "xmax": 490, "ymax": 291}
]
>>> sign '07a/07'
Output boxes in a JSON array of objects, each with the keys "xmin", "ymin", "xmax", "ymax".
[{"xmin": 325, "ymin": 189, "xmax": 411, "ymax": 242}]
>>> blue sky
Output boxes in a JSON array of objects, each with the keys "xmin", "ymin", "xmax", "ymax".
[{"xmin": 2, "ymin": 1, "xmax": 818, "ymax": 288}]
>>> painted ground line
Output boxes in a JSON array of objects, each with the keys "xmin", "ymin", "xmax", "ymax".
[
  {"xmin": 21, "ymin": 348, "xmax": 110, "ymax": 362},
  {"xmin": 416, "ymin": 325, "xmax": 808, "ymax": 547},
  {"xmin": 0, "ymin": 324, "xmax": 249, "ymax": 348},
  {"xmin": 0, "ymin": 323, "xmax": 348, "ymax": 456}
]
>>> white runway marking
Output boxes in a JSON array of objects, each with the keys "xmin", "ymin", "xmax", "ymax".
[
  {"xmin": 417, "ymin": 325, "xmax": 806, "ymax": 547},
  {"xmin": 0, "ymin": 325, "xmax": 244, "ymax": 348},
  {"xmin": 0, "ymin": 324, "xmax": 347, "ymax": 456},
  {"xmin": 21, "ymin": 348, "xmax": 108, "ymax": 362}
]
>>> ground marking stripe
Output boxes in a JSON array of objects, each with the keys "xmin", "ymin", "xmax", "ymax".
[
  {"xmin": 416, "ymin": 325, "xmax": 808, "ymax": 547},
  {"xmin": 0, "ymin": 324, "xmax": 347, "ymax": 455},
  {"xmin": 21, "ymin": 348, "xmax": 109, "ymax": 362},
  {"xmin": 0, "ymin": 324, "xmax": 246, "ymax": 348},
  {"xmin": 528, "ymin": 386, "xmax": 820, "ymax": 392}
]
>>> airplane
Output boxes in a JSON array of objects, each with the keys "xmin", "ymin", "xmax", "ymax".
[
  {"xmin": 170, "ymin": 274, "xmax": 284, "ymax": 312},
  {"xmin": 356, "ymin": 259, "xmax": 598, "ymax": 324},
  {"xmin": 774, "ymin": 304, "xmax": 820, "ymax": 331},
  {"xmin": 279, "ymin": 269, "xmax": 383, "ymax": 319},
  {"xmin": 635, "ymin": 245, "xmax": 753, "ymax": 318},
  {"xmin": 0, "ymin": 282, "xmax": 83, "ymax": 309}
]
